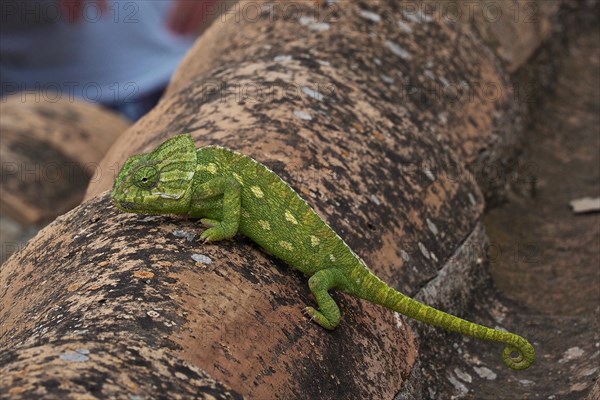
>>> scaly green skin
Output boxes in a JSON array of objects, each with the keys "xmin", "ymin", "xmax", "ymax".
[{"xmin": 111, "ymin": 134, "xmax": 535, "ymax": 370}]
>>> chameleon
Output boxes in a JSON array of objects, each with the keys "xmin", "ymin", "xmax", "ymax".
[{"xmin": 111, "ymin": 134, "xmax": 535, "ymax": 370}]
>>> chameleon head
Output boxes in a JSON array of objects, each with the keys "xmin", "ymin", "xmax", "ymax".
[{"xmin": 111, "ymin": 134, "xmax": 198, "ymax": 215}]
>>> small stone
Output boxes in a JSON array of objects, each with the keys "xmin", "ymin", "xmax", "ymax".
[
  {"xmin": 173, "ymin": 230, "xmax": 197, "ymax": 241},
  {"xmin": 191, "ymin": 254, "xmax": 212, "ymax": 264}
]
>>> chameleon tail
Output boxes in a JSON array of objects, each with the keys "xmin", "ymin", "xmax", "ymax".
[{"xmin": 356, "ymin": 271, "xmax": 535, "ymax": 370}]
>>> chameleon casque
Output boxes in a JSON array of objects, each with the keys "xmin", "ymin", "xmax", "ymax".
[{"xmin": 111, "ymin": 134, "xmax": 535, "ymax": 370}]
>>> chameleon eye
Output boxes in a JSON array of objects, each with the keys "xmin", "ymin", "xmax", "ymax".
[{"xmin": 133, "ymin": 165, "xmax": 159, "ymax": 189}]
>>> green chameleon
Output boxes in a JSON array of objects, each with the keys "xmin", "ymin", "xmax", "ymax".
[{"xmin": 111, "ymin": 134, "xmax": 535, "ymax": 370}]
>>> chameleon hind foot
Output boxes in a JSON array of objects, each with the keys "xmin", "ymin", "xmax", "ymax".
[{"xmin": 304, "ymin": 269, "xmax": 343, "ymax": 330}]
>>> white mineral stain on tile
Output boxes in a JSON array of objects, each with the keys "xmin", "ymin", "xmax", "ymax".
[
  {"xmin": 426, "ymin": 218, "xmax": 439, "ymax": 235},
  {"xmin": 473, "ymin": 366, "xmax": 497, "ymax": 380},
  {"xmin": 302, "ymin": 86, "xmax": 324, "ymax": 101},
  {"xmin": 398, "ymin": 20, "xmax": 412, "ymax": 33},
  {"xmin": 381, "ymin": 74, "xmax": 395, "ymax": 84},
  {"xmin": 393, "ymin": 312, "xmax": 404, "ymax": 329},
  {"xmin": 403, "ymin": 10, "xmax": 432, "ymax": 23},
  {"xmin": 400, "ymin": 249, "xmax": 410, "ymax": 262},
  {"xmin": 310, "ymin": 22, "xmax": 330, "ymax": 32},
  {"xmin": 191, "ymin": 254, "xmax": 213, "ymax": 264},
  {"xmin": 298, "ymin": 16, "xmax": 314, "ymax": 26},
  {"xmin": 418, "ymin": 242, "xmax": 430, "ymax": 259},
  {"xmin": 370, "ymin": 194, "xmax": 381, "ymax": 205},
  {"xmin": 294, "ymin": 110, "xmax": 313, "ymax": 121},
  {"xmin": 60, "ymin": 350, "xmax": 90, "ymax": 362},
  {"xmin": 447, "ymin": 373, "xmax": 468, "ymax": 395},
  {"xmin": 274, "ymin": 55, "xmax": 293, "ymax": 63},
  {"xmin": 468, "ymin": 192, "xmax": 477, "ymax": 205},
  {"xmin": 299, "ymin": 16, "xmax": 330, "ymax": 31},
  {"xmin": 454, "ymin": 368, "xmax": 472, "ymax": 383},
  {"xmin": 559, "ymin": 346, "xmax": 585, "ymax": 363},
  {"xmin": 425, "ymin": 70, "xmax": 437, "ymax": 80},
  {"xmin": 425, "ymin": 169, "xmax": 436, "ymax": 181},
  {"xmin": 359, "ymin": 10, "xmax": 381, "ymax": 23},
  {"xmin": 385, "ymin": 40, "xmax": 412, "ymax": 60}
]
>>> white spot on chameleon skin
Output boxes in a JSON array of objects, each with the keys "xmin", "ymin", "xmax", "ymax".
[
  {"xmin": 207, "ymin": 163, "xmax": 218, "ymax": 174},
  {"xmin": 250, "ymin": 186, "xmax": 264, "ymax": 198},
  {"xmin": 329, "ymin": 254, "xmax": 336, "ymax": 262},
  {"xmin": 233, "ymin": 172, "xmax": 244, "ymax": 185},
  {"xmin": 310, "ymin": 236, "xmax": 320, "ymax": 247},
  {"xmin": 158, "ymin": 192, "xmax": 181, "ymax": 199},
  {"xmin": 279, "ymin": 241, "xmax": 293, "ymax": 251},
  {"xmin": 285, "ymin": 210, "xmax": 298, "ymax": 225},
  {"xmin": 258, "ymin": 220, "xmax": 271, "ymax": 230},
  {"xmin": 197, "ymin": 163, "xmax": 218, "ymax": 174},
  {"xmin": 241, "ymin": 210, "xmax": 250, "ymax": 218}
]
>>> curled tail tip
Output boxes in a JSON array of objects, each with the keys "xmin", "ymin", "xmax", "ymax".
[{"xmin": 502, "ymin": 340, "xmax": 536, "ymax": 370}]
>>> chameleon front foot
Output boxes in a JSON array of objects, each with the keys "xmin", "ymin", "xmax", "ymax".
[{"xmin": 200, "ymin": 218, "xmax": 237, "ymax": 242}]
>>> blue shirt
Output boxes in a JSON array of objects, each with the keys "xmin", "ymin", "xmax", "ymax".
[{"xmin": 0, "ymin": 0, "xmax": 194, "ymax": 105}]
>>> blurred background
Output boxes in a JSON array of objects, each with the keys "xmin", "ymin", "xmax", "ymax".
[{"xmin": 1, "ymin": 0, "xmax": 223, "ymax": 121}]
